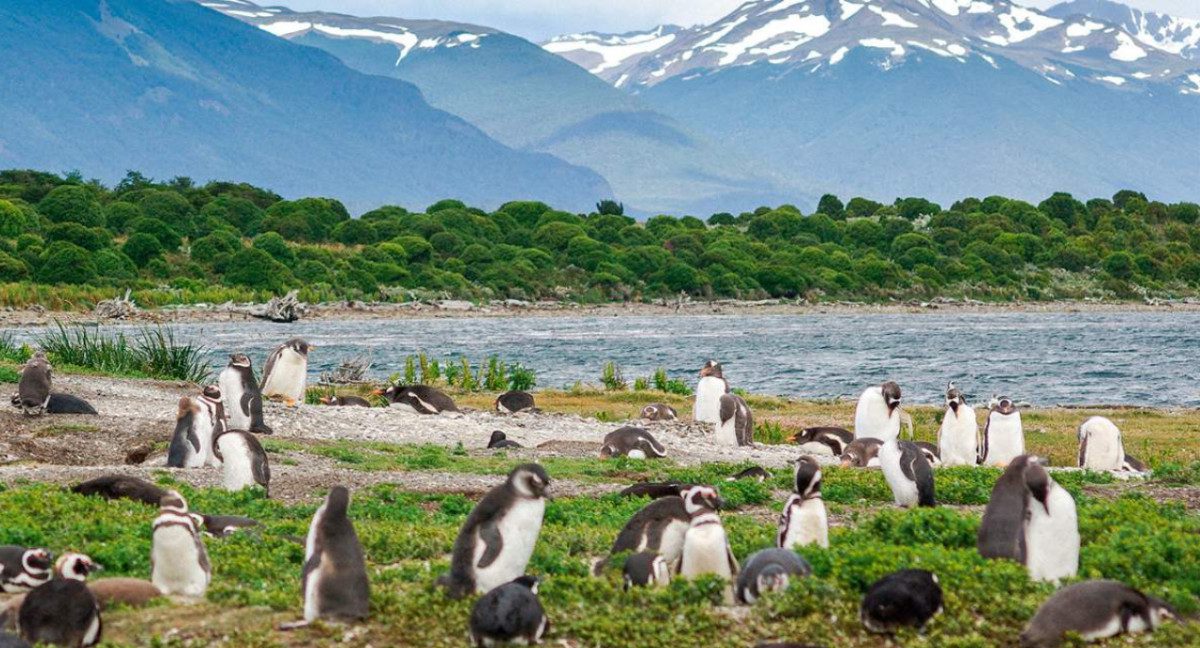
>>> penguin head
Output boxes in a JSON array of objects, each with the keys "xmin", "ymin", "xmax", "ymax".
[
  {"xmin": 681, "ymin": 485, "xmax": 723, "ymax": 514},
  {"xmin": 881, "ymin": 382, "xmax": 902, "ymax": 411},
  {"xmin": 159, "ymin": 490, "xmax": 190, "ymax": 515},
  {"xmin": 510, "ymin": 464, "xmax": 551, "ymax": 499},
  {"xmin": 489, "ymin": 430, "xmax": 508, "ymax": 445},
  {"xmin": 55, "ymin": 553, "xmax": 100, "ymax": 581},
  {"xmin": 792, "ymin": 456, "xmax": 822, "ymax": 498},
  {"xmin": 284, "ymin": 338, "xmax": 313, "ymax": 356},
  {"xmin": 176, "ymin": 396, "xmax": 200, "ymax": 421},
  {"xmin": 945, "ymin": 383, "xmax": 964, "ymax": 412},
  {"xmin": 325, "ymin": 485, "xmax": 351, "ymax": 517},
  {"xmin": 992, "ymin": 397, "xmax": 1016, "ymax": 415},
  {"xmin": 511, "ymin": 574, "xmax": 540, "ymax": 594},
  {"xmin": 22, "ymin": 548, "xmax": 52, "ymax": 573},
  {"xmin": 1148, "ymin": 597, "xmax": 1178, "ymax": 627},
  {"xmin": 1021, "ymin": 459, "xmax": 1052, "ymax": 514},
  {"xmin": 202, "ymin": 385, "xmax": 222, "ymax": 401},
  {"xmin": 229, "ymin": 353, "xmax": 252, "ymax": 368},
  {"xmin": 756, "ymin": 565, "xmax": 791, "ymax": 596},
  {"xmin": 700, "ymin": 360, "xmax": 723, "ymax": 378}
]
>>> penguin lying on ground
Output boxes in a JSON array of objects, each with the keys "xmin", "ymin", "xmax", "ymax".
[
  {"xmin": 1078, "ymin": 416, "xmax": 1125, "ymax": 471},
  {"xmin": 793, "ymin": 426, "xmax": 852, "ymax": 456},
  {"xmin": 469, "ymin": 575, "xmax": 549, "ymax": 647},
  {"xmin": 1020, "ymin": 580, "xmax": 1177, "ymax": 647},
  {"xmin": 44, "ymin": 394, "xmax": 97, "ymax": 415},
  {"xmin": 716, "ymin": 393, "xmax": 753, "ymax": 447},
  {"xmin": 260, "ymin": 338, "xmax": 313, "ymax": 406},
  {"xmin": 151, "ymin": 491, "xmax": 210, "ymax": 597},
  {"xmin": 18, "ymin": 553, "xmax": 102, "ymax": 647},
  {"xmin": 980, "ymin": 397, "xmax": 1024, "ymax": 467},
  {"xmin": 679, "ymin": 486, "xmax": 738, "ymax": 603},
  {"xmin": 192, "ymin": 514, "xmax": 262, "ymax": 538},
  {"xmin": 618, "ymin": 482, "xmax": 685, "ymax": 500},
  {"xmin": 16, "ymin": 352, "xmax": 51, "ymax": 416},
  {"xmin": 622, "ymin": 552, "xmax": 670, "ymax": 590},
  {"xmin": 860, "ymin": 569, "xmax": 943, "ymax": 633},
  {"xmin": 487, "ymin": 431, "xmax": 522, "ymax": 449},
  {"xmin": 978, "ymin": 455, "xmax": 1079, "ymax": 583},
  {"xmin": 693, "ymin": 360, "xmax": 729, "ymax": 424},
  {"xmin": 854, "ymin": 381, "xmax": 902, "ymax": 440},
  {"xmin": 728, "ymin": 466, "xmax": 771, "ymax": 482},
  {"xmin": 495, "ymin": 391, "xmax": 535, "ymax": 414},
  {"xmin": 840, "ymin": 438, "xmax": 883, "ymax": 467},
  {"xmin": 219, "ymin": 354, "xmax": 272, "ymax": 435},
  {"xmin": 88, "ymin": 579, "xmax": 163, "ymax": 610},
  {"xmin": 71, "ymin": 476, "xmax": 168, "ymax": 507},
  {"xmin": 600, "ymin": 427, "xmax": 666, "ymax": 459},
  {"xmin": 595, "ymin": 490, "xmax": 690, "ymax": 575},
  {"xmin": 213, "ymin": 429, "xmax": 271, "ymax": 496},
  {"xmin": 640, "ymin": 403, "xmax": 677, "ymax": 421},
  {"xmin": 778, "ymin": 456, "xmax": 828, "ymax": 549},
  {"xmin": 302, "ymin": 486, "xmax": 369, "ymax": 623},
  {"xmin": 914, "ymin": 441, "xmax": 942, "ymax": 467},
  {"xmin": 378, "ymin": 385, "xmax": 459, "ymax": 415},
  {"xmin": 937, "ymin": 382, "xmax": 977, "ymax": 467},
  {"xmin": 0, "ymin": 547, "xmax": 53, "ymax": 593},
  {"xmin": 735, "ymin": 549, "xmax": 811, "ymax": 604},
  {"xmin": 319, "ymin": 395, "xmax": 372, "ymax": 408},
  {"xmin": 167, "ymin": 397, "xmax": 216, "ymax": 469}
]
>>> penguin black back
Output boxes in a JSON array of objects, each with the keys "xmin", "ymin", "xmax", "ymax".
[
  {"xmin": 978, "ymin": 455, "xmax": 1038, "ymax": 561},
  {"xmin": 71, "ymin": 475, "xmax": 168, "ymax": 507},
  {"xmin": 382, "ymin": 385, "xmax": 459, "ymax": 414},
  {"xmin": 860, "ymin": 569, "xmax": 943, "ymax": 633},
  {"xmin": 18, "ymin": 553, "xmax": 102, "ymax": 647},
  {"xmin": 618, "ymin": 482, "xmax": 685, "ymax": 500},
  {"xmin": 488, "ymin": 431, "xmax": 522, "ymax": 449},
  {"xmin": 794, "ymin": 426, "xmax": 852, "ymax": 455},
  {"xmin": 600, "ymin": 427, "xmax": 667, "ymax": 459},
  {"xmin": 495, "ymin": 391, "xmax": 535, "ymax": 414},
  {"xmin": 622, "ymin": 552, "xmax": 669, "ymax": 589},
  {"xmin": 45, "ymin": 394, "xmax": 97, "ymax": 415},
  {"xmin": 469, "ymin": 575, "xmax": 548, "ymax": 647},
  {"xmin": 302, "ymin": 485, "xmax": 369, "ymax": 622}
]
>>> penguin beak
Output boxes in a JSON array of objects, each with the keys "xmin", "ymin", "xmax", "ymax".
[
  {"xmin": 839, "ymin": 459, "xmax": 852, "ymax": 468},
  {"xmin": 371, "ymin": 389, "xmax": 385, "ymax": 396}
]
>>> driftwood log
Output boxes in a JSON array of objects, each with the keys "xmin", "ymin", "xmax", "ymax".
[
  {"xmin": 319, "ymin": 356, "xmax": 372, "ymax": 384},
  {"xmin": 250, "ymin": 290, "xmax": 307, "ymax": 323},
  {"xmin": 94, "ymin": 289, "xmax": 138, "ymax": 320}
]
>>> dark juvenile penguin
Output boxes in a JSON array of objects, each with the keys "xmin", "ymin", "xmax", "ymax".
[
  {"xmin": 18, "ymin": 553, "xmax": 102, "ymax": 647},
  {"xmin": 167, "ymin": 397, "xmax": 215, "ymax": 469},
  {"xmin": 977, "ymin": 455, "xmax": 1079, "ymax": 583},
  {"xmin": 618, "ymin": 482, "xmax": 685, "ymax": 500},
  {"xmin": 594, "ymin": 493, "xmax": 690, "ymax": 575},
  {"xmin": 794, "ymin": 426, "xmax": 853, "ymax": 456},
  {"xmin": 600, "ymin": 427, "xmax": 667, "ymax": 459},
  {"xmin": 0, "ymin": 548, "xmax": 52, "ymax": 593},
  {"xmin": 1020, "ymin": 580, "xmax": 1177, "ymax": 648},
  {"xmin": 319, "ymin": 395, "xmax": 372, "ymax": 408},
  {"xmin": 71, "ymin": 476, "xmax": 167, "ymax": 507},
  {"xmin": 854, "ymin": 381, "xmax": 902, "ymax": 440},
  {"xmin": 45, "ymin": 394, "xmax": 97, "ymax": 415},
  {"xmin": 260, "ymin": 338, "xmax": 313, "ymax": 406},
  {"xmin": 379, "ymin": 385, "xmax": 459, "ymax": 415},
  {"xmin": 150, "ymin": 491, "xmax": 210, "ymax": 597},
  {"xmin": 440, "ymin": 465, "xmax": 550, "ymax": 598},
  {"xmin": 736, "ymin": 548, "xmax": 812, "ymax": 604},
  {"xmin": 694, "ymin": 360, "xmax": 730, "ymax": 423},
  {"xmin": 468, "ymin": 575, "xmax": 549, "ymax": 647},
  {"xmin": 840, "ymin": 438, "xmax": 883, "ymax": 467},
  {"xmin": 218, "ymin": 354, "xmax": 272, "ymax": 434},
  {"xmin": 860, "ymin": 569, "xmax": 943, "ymax": 633},
  {"xmin": 622, "ymin": 552, "xmax": 670, "ymax": 590},
  {"xmin": 716, "ymin": 393, "xmax": 754, "ymax": 447},
  {"xmin": 914, "ymin": 441, "xmax": 942, "ymax": 467},
  {"xmin": 778, "ymin": 456, "xmax": 828, "ymax": 549},
  {"xmin": 728, "ymin": 466, "xmax": 771, "ymax": 482},
  {"xmin": 213, "ymin": 429, "xmax": 271, "ymax": 496},
  {"xmin": 494, "ymin": 391, "xmax": 535, "ymax": 414},
  {"xmin": 16, "ymin": 352, "xmax": 51, "ymax": 416},
  {"xmin": 488, "ymin": 431, "xmax": 522, "ymax": 449},
  {"xmin": 640, "ymin": 403, "xmax": 678, "ymax": 421},
  {"xmin": 193, "ymin": 514, "xmax": 262, "ymax": 538},
  {"xmin": 303, "ymin": 486, "xmax": 370, "ymax": 622}
]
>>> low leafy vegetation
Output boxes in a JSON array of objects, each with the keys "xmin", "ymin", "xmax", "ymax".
[{"xmin": 386, "ymin": 353, "xmax": 536, "ymax": 392}]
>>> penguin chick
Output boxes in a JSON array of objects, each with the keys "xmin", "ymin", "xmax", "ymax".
[
  {"xmin": 213, "ymin": 429, "xmax": 271, "ymax": 496},
  {"xmin": 495, "ymin": 391, "xmax": 535, "ymax": 414},
  {"xmin": 488, "ymin": 431, "xmax": 522, "ymax": 449},
  {"xmin": 600, "ymin": 427, "xmax": 666, "ymax": 459},
  {"xmin": 45, "ymin": 394, "xmax": 97, "ymax": 415},
  {"xmin": 468, "ymin": 575, "xmax": 549, "ymax": 647},
  {"xmin": 302, "ymin": 486, "xmax": 370, "ymax": 622},
  {"xmin": 594, "ymin": 490, "xmax": 690, "ymax": 575},
  {"xmin": 727, "ymin": 466, "xmax": 771, "ymax": 482},
  {"xmin": 622, "ymin": 552, "xmax": 670, "ymax": 590},
  {"xmin": 319, "ymin": 395, "xmax": 372, "ymax": 408},
  {"xmin": 640, "ymin": 403, "xmax": 677, "ymax": 421},
  {"xmin": 1020, "ymin": 580, "xmax": 1177, "ymax": 648},
  {"xmin": 378, "ymin": 385, "xmax": 459, "ymax": 415},
  {"xmin": 167, "ymin": 396, "xmax": 214, "ymax": 469},
  {"xmin": 839, "ymin": 438, "xmax": 883, "ymax": 468},
  {"xmin": 18, "ymin": 553, "xmax": 102, "ymax": 647},
  {"xmin": 793, "ymin": 426, "xmax": 852, "ymax": 456},
  {"xmin": 860, "ymin": 569, "xmax": 943, "ymax": 634},
  {"xmin": 0, "ymin": 547, "xmax": 53, "ymax": 593},
  {"xmin": 70, "ymin": 475, "xmax": 168, "ymax": 507},
  {"xmin": 735, "ymin": 548, "xmax": 811, "ymax": 604},
  {"xmin": 150, "ymin": 491, "xmax": 211, "ymax": 597},
  {"xmin": 16, "ymin": 352, "xmax": 51, "ymax": 416},
  {"xmin": 978, "ymin": 455, "xmax": 1079, "ymax": 583}
]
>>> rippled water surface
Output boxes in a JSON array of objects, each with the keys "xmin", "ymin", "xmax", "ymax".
[{"xmin": 8, "ymin": 312, "xmax": 1200, "ymax": 406}]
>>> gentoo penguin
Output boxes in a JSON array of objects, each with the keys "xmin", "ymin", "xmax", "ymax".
[
  {"xmin": 728, "ymin": 466, "xmax": 771, "ymax": 482},
  {"xmin": 70, "ymin": 475, "xmax": 167, "ymax": 507},
  {"xmin": 793, "ymin": 426, "xmax": 853, "ymax": 456},
  {"xmin": 853, "ymin": 381, "xmax": 902, "ymax": 440},
  {"xmin": 840, "ymin": 438, "xmax": 883, "ymax": 468},
  {"xmin": 678, "ymin": 486, "xmax": 738, "ymax": 602},
  {"xmin": 977, "ymin": 455, "xmax": 1079, "ymax": 583},
  {"xmin": 302, "ymin": 486, "xmax": 369, "ymax": 622},
  {"xmin": 980, "ymin": 397, "xmax": 1024, "ymax": 467},
  {"xmin": 594, "ymin": 491, "xmax": 690, "ymax": 575},
  {"xmin": 440, "ymin": 464, "xmax": 550, "ymax": 598},
  {"xmin": 199, "ymin": 385, "xmax": 227, "ymax": 441},
  {"xmin": 937, "ymin": 382, "xmax": 978, "ymax": 467},
  {"xmin": 378, "ymin": 385, "xmax": 459, "ymax": 415},
  {"xmin": 319, "ymin": 395, "xmax": 372, "ymax": 408},
  {"xmin": 212, "ymin": 429, "xmax": 271, "ymax": 495},
  {"xmin": 218, "ymin": 354, "xmax": 272, "ymax": 434},
  {"xmin": 914, "ymin": 441, "xmax": 942, "ymax": 467},
  {"xmin": 468, "ymin": 575, "xmax": 549, "ymax": 647},
  {"xmin": 693, "ymin": 360, "xmax": 729, "ymax": 424},
  {"xmin": 1020, "ymin": 580, "xmax": 1177, "ymax": 648},
  {"xmin": 1077, "ymin": 416, "xmax": 1125, "ymax": 471},
  {"xmin": 150, "ymin": 491, "xmax": 210, "ymax": 597},
  {"xmin": 260, "ymin": 338, "xmax": 313, "ymax": 406},
  {"xmin": 600, "ymin": 427, "xmax": 667, "ymax": 459},
  {"xmin": 494, "ymin": 391, "xmax": 535, "ymax": 414},
  {"xmin": 487, "ymin": 431, "xmax": 522, "ymax": 449},
  {"xmin": 17, "ymin": 553, "xmax": 102, "ymax": 647},
  {"xmin": 879, "ymin": 435, "xmax": 937, "ymax": 508},
  {"xmin": 640, "ymin": 403, "xmax": 677, "ymax": 421},
  {"xmin": 0, "ymin": 548, "xmax": 52, "ymax": 593},
  {"xmin": 618, "ymin": 482, "xmax": 685, "ymax": 500},
  {"xmin": 166, "ymin": 397, "xmax": 215, "ymax": 469},
  {"xmin": 715, "ymin": 393, "xmax": 754, "ymax": 447},
  {"xmin": 193, "ymin": 514, "xmax": 262, "ymax": 538},
  {"xmin": 16, "ymin": 352, "xmax": 51, "ymax": 416},
  {"xmin": 45, "ymin": 394, "xmax": 97, "ymax": 415},
  {"xmin": 735, "ymin": 548, "xmax": 811, "ymax": 604},
  {"xmin": 778, "ymin": 456, "xmax": 828, "ymax": 549},
  {"xmin": 622, "ymin": 552, "xmax": 670, "ymax": 590},
  {"xmin": 860, "ymin": 569, "xmax": 943, "ymax": 633}
]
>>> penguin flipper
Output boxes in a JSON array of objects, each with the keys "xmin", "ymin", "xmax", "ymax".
[
  {"xmin": 300, "ymin": 552, "xmax": 321, "ymax": 600},
  {"xmin": 1078, "ymin": 434, "xmax": 1088, "ymax": 468},
  {"xmin": 475, "ymin": 521, "xmax": 504, "ymax": 569},
  {"xmin": 240, "ymin": 391, "xmax": 252, "ymax": 418},
  {"xmin": 725, "ymin": 543, "xmax": 739, "ymax": 576}
]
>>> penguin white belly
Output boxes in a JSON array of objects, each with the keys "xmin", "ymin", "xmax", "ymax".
[
  {"xmin": 262, "ymin": 351, "xmax": 306, "ymax": 401},
  {"xmin": 854, "ymin": 389, "xmax": 898, "ymax": 440},
  {"xmin": 152, "ymin": 526, "xmax": 208, "ymax": 596},
  {"xmin": 985, "ymin": 414, "xmax": 1025, "ymax": 467},
  {"xmin": 1024, "ymin": 484, "xmax": 1079, "ymax": 583},
  {"xmin": 780, "ymin": 497, "xmax": 828, "ymax": 549},
  {"xmin": 83, "ymin": 614, "xmax": 101, "ymax": 645},
  {"xmin": 1080, "ymin": 617, "xmax": 1124, "ymax": 641},
  {"xmin": 650, "ymin": 520, "xmax": 690, "ymax": 570},
  {"xmin": 473, "ymin": 498, "xmax": 545, "ymax": 594},
  {"xmin": 693, "ymin": 378, "xmax": 725, "ymax": 424},
  {"xmin": 218, "ymin": 435, "xmax": 257, "ymax": 491},
  {"xmin": 193, "ymin": 407, "xmax": 217, "ymax": 467},
  {"xmin": 879, "ymin": 441, "xmax": 919, "ymax": 507},
  {"xmin": 303, "ymin": 557, "xmax": 331, "ymax": 622},
  {"xmin": 680, "ymin": 525, "xmax": 733, "ymax": 581},
  {"xmin": 714, "ymin": 416, "xmax": 738, "ymax": 447},
  {"xmin": 1081, "ymin": 424, "xmax": 1124, "ymax": 471},
  {"xmin": 938, "ymin": 407, "xmax": 978, "ymax": 467},
  {"xmin": 219, "ymin": 369, "xmax": 249, "ymax": 430},
  {"xmin": 628, "ymin": 449, "xmax": 647, "ymax": 460}
]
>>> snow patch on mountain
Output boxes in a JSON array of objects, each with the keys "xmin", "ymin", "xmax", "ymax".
[{"xmin": 543, "ymin": 27, "xmax": 680, "ymax": 74}]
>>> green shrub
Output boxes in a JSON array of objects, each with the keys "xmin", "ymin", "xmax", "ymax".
[
  {"xmin": 39, "ymin": 323, "xmax": 209, "ymax": 382},
  {"xmin": 37, "ymin": 185, "xmax": 104, "ymax": 227},
  {"xmin": 122, "ymin": 233, "xmax": 163, "ymax": 267},
  {"xmin": 223, "ymin": 248, "xmax": 291, "ymax": 291},
  {"xmin": 36, "ymin": 242, "xmax": 96, "ymax": 285},
  {"xmin": 600, "ymin": 361, "xmax": 626, "ymax": 391}
]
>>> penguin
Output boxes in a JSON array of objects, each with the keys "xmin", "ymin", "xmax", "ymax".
[
  {"xmin": 494, "ymin": 391, "xmax": 535, "ymax": 414},
  {"xmin": 440, "ymin": 464, "xmax": 550, "ymax": 598},
  {"xmin": 594, "ymin": 491, "xmax": 690, "ymax": 575},
  {"xmin": 260, "ymin": 338, "xmax": 313, "ymax": 406},
  {"xmin": 600, "ymin": 427, "xmax": 667, "ymax": 459},
  {"xmin": 879, "ymin": 436, "xmax": 937, "ymax": 508},
  {"xmin": 640, "ymin": 403, "xmax": 677, "ymax": 421},
  {"xmin": 977, "ymin": 455, "xmax": 1079, "ymax": 583},
  {"xmin": 853, "ymin": 381, "xmax": 902, "ymax": 440},
  {"xmin": 302, "ymin": 486, "xmax": 370, "ymax": 622},
  {"xmin": 218, "ymin": 354, "xmax": 272, "ymax": 435},
  {"xmin": 728, "ymin": 466, "xmax": 771, "ymax": 482},
  {"xmin": 937, "ymin": 382, "xmax": 978, "ymax": 467},
  {"xmin": 16, "ymin": 352, "xmax": 51, "ymax": 416},
  {"xmin": 980, "ymin": 397, "xmax": 1024, "ymax": 467},
  {"xmin": 693, "ymin": 360, "xmax": 729, "ymax": 424},
  {"xmin": 914, "ymin": 441, "xmax": 942, "ymax": 467},
  {"xmin": 777, "ymin": 456, "xmax": 828, "ymax": 549},
  {"xmin": 840, "ymin": 438, "xmax": 883, "ymax": 468},
  {"xmin": 87, "ymin": 579, "xmax": 163, "ymax": 610},
  {"xmin": 166, "ymin": 397, "xmax": 215, "ymax": 469},
  {"xmin": 378, "ymin": 385, "xmax": 459, "ymax": 415},
  {"xmin": 715, "ymin": 393, "xmax": 753, "ymax": 447},
  {"xmin": 678, "ymin": 486, "xmax": 738, "ymax": 602},
  {"xmin": 70, "ymin": 475, "xmax": 167, "ymax": 507},
  {"xmin": 193, "ymin": 514, "xmax": 262, "ymax": 538},
  {"xmin": 468, "ymin": 575, "xmax": 549, "ymax": 647},
  {"xmin": 319, "ymin": 395, "xmax": 372, "ymax": 408},
  {"xmin": 793, "ymin": 426, "xmax": 853, "ymax": 456},
  {"xmin": 212, "ymin": 429, "xmax": 271, "ymax": 496},
  {"xmin": 622, "ymin": 552, "xmax": 670, "ymax": 590},
  {"xmin": 487, "ymin": 431, "xmax": 522, "ymax": 450},
  {"xmin": 618, "ymin": 482, "xmax": 685, "ymax": 500},
  {"xmin": 0, "ymin": 548, "xmax": 52, "ymax": 593},
  {"xmin": 1121, "ymin": 454, "xmax": 1148, "ymax": 472},
  {"xmin": 1020, "ymin": 580, "xmax": 1177, "ymax": 648},
  {"xmin": 860, "ymin": 569, "xmax": 943, "ymax": 633},
  {"xmin": 17, "ymin": 553, "xmax": 102, "ymax": 647},
  {"xmin": 45, "ymin": 394, "xmax": 97, "ymax": 415},
  {"xmin": 735, "ymin": 548, "xmax": 812, "ymax": 604},
  {"xmin": 1077, "ymin": 416, "xmax": 1125, "ymax": 471},
  {"xmin": 199, "ymin": 385, "xmax": 227, "ymax": 442},
  {"xmin": 150, "ymin": 491, "xmax": 210, "ymax": 597}
]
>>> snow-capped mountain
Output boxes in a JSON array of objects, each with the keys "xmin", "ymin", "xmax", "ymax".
[
  {"xmin": 542, "ymin": 25, "xmax": 697, "ymax": 88},
  {"xmin": 1047, "ymin": 0, "xmax": 1200, "ymax": 60}
]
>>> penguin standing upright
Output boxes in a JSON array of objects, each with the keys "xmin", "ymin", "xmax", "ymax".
[
  {"xmin": 260, "ymin": 338, "xmax": 313, "ymax": 406},
  {"xmin": 600, "ymin": 427, "xmax": 667, "ymax": 459},
  {"xmin": 678, "ymin": 486, "xmax": 738, "ymax": 602},
  {"xmin": 854, "ymin": 381, "xmax": 902, "ymax": 440},
  {"xmin": 877, "ymin": 403, "xmax": 936, "ymax": 508},
  {"xmin": 213, "ymin": 429, "xmax": 271, "ymax": 495},
  {"xmin": 715, "ymin": 393, "xmax": 753, "ymax": 447},
  {"xmin": 199, "ymin": 385, "xmax": 226, "ymax": 437},
  {"xmin": 735, "ymin": 548, "xmax": 811, "ymax": 604},
  {"xmin": 378, "ymin": 385, "xmax": 459, "ymax": 415},
  {"xmin": 1020, "ymin": 580, "xmax": 1177, "ymax": 648},
  {"xmin": 937, "ymin": 382, "xmax": 978, "ymax": 467},
  {"xmin": 16, "ymin": 352, "xmax": 51, "ymax": 416},
  {"xmin": 218, "ymin": 354, "xmax": 272, "ymax": 434},
  {"xmin": 622, "ymin": 552, "xmax": 671, "ymax": 589},
  {"xmin": 150, "ymin": 491, "xmax": 210, "ymax": 597},
  {"xmin": 693, "ymin": 361, "xmax": 729, "ymax": 424},
  {"xmin": 594, "ymin": 492, "xmax": 690, "ymax": 575},
  {"xmin": 468, "ymin": 575, "xmax": 549, "ymax": 647},
  {"xmin": 978, "ymin": 455, "xmax": 1079, "ymax": 583},
  {"xmin": 860, "ymin": 569, "xmax": 943, "ymax": 633},
  {"xmin": 980, "ymin": 397, "xmax": 1024, "ymax": 467},
  {"xmin": 17, "ymin": 553, "xmax": 102, "ymax": 647},
  {"xmin": 167, "ymin": 397, "xmax": 216, "ymax": 469},
  {"xmin": 440, "ymin": 465, "xmax": 550, "ymax": 598},
  {"xmin": 302, "ymin": 486, "xmax": 369, "ymax": 622},
  {"xmin": 0, "ymin": 547, "xmax": 53, "ymax": 593},
  {"xmin": 1077, "ymin": 416, "xmax": 1125, "ymax": 471},
  {"xmin": 777, "ymin": 456, "xmax": 828, "ymax": 549}
]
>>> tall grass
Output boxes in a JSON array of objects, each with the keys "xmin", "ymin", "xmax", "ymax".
[
  {"xmin": 389, "ymin": 353, "xmax": 535, "ymax": 392},
  {"xmin": 38, "ymin": 323, "xmax": 210, "ymax": 383}
]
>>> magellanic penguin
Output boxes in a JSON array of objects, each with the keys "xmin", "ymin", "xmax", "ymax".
[
  {"xmin": 693, "ymin": 360, "xmax": 729, "ymax": 424},
  {"xmin": 853, "ymin": 381, "xmax": 902, "ymax": 440},
  {"xmin": 728, "ymin": 466, "xmax": 771, "ymax": 482},
  {"xmin": 167, "ymin": 397, "xmax": 216, "ymax": 469},
  {"xmin": 468, "ymin": 575, "xmax": 549, "ymax": 647},
  {"xmin": 716, "ymin": 393, "xmax": 753, "ymax": 447},
  {"xmin": 937, "ymin": 382, "xmax": 978, "ymax": 467},
  {"xmin": 150, "ymin": 491, "xmax": 210, "ymax": 597},
  {"xmin": 16, "ymin": 352, "xmax": 51, "ymax": 416},
  {"xmin": 793, "ymin": 426, "xmax": 853, "ymax": 457},
  {"xmin": 977, "ymin": 455, "xmax": 1079, "ymax": 583},
  {"xmin": 378, "ymin": 385, "xmax": 459, "ymax": 415},
  {"xmin": 1077, "ymin": 416, "xmax": 1125, "ymax": 471},
  {"xmin": 71, "ymin": 475, "xmax": 168, "ymax": 507},
  {"xmin": 1020, "ymin": 580, "xmax": 1177, "ymax": 648},
  {"xmin": 860, "ymin": 569, "xmax": 943, "ymax": 633},
  {"xmin": 17, "ymin": 553, "xmax": 102, "ymax": 647},
  {"xmin": 877, "ymin": 419, "xmax": 936, "ymax": 508},
  {"xmin": 778, "ymin": 456, "xmax": 828, "ymax": 549},
  {"xmin": 594, "ymin": 491, "xmax": 690, "ymax": 575},
  {"xmin": 840, "ymin": 438, "xmax": 883, "ymax": 468},
  {"xmin": 192, "ymin": 514, "xmax": 262, "ymax": 538},
  {"xmin": 980, "ymin": 397, "xmax": 1025, "ymax": 467},
  {"xmin": 678, "ymin": 486, "xmax": 738, "ymax": 603},
  {"xmin": 600, "ymin": 427, "xmax": 667, "ymax": 459},
  {"xmin": 495, "ymin": 391, "xmax": 535, "ymax": 414},
  {"xmin": 488, "ymin": 431, "xmax": 522, "ymax": 449},
  {"xmin": 213, "ymin": 429, "xmax": 271, "ymax": 496},
  {"xmin": 319, "ymin": 395, "xmax": 372, "ymax": 408},
  {"xmin": 218, "ymin": 354, "xmax": 272, "ymax": 434},
  {"xmin": 618, "ymin": 482, "xmax": 685, "ymax": 500},
  {"xmin": 622, "ymin": 552, "xmax": 670, "ymax": 590},
  {"xmin": 440, "ymin": 464, "xmax": 550, "ymax": 598},
  {"xmin": 640, "ymin": 403, "xmax": 678, "ymax": 421},
  {"xmin": 735, "ymin": 548, "xmax": 812, "ymax": 605},
  {"xmin": 302, "ymin": 486, "xmax": 369, "ymax": 622},
  {"xmin": 260, "ymin": 338, "xmax": 313, "ymax": 406},
  {"xmin": 45, "ymin": 394, "xmax": 97, "ymax": 415},
  {"xmin": 0, "ymin": 547, "xmax": 53, "ymax": 593},
  {"xmin": 199, "ymin": 385, "xmax": 227, "ymax": 441}
]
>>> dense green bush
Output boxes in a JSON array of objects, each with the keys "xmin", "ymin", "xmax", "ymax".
[{"xmin": 37, "ymin": 241, "xmax": 97, "ymax": 284}]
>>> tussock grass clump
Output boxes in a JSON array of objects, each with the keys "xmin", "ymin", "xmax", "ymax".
[{"xmin": 38, "ymin": 322, "xmax": 210, "ymax": 383}]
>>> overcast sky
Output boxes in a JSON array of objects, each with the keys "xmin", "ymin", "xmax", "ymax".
[{"xmin": 277, "ymin": 0, "xmax": 1200, "ymax": 40}]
